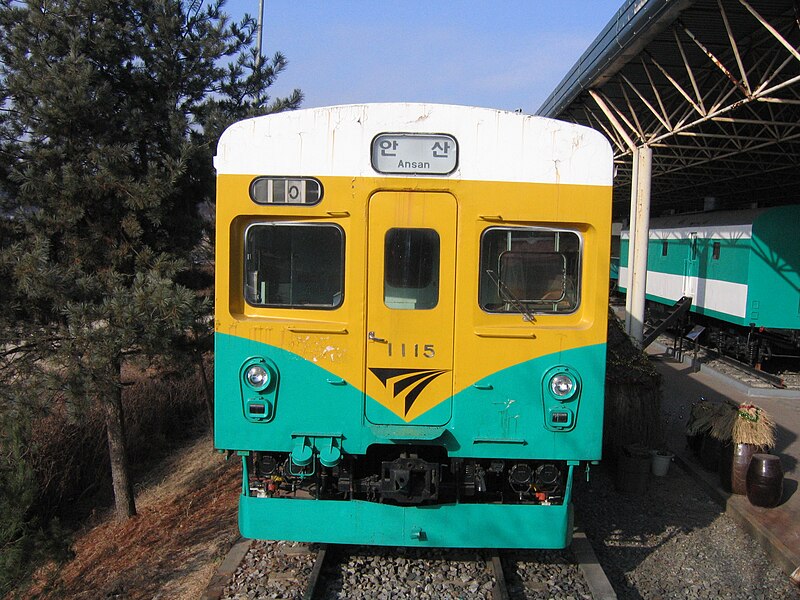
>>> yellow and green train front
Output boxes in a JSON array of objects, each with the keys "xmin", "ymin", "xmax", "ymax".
[{"xmin": 215, "ymin": 172, "xmax": 609, "ymax": 549}]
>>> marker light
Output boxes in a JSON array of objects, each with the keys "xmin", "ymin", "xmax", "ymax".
[
  {"xmin": 245, "ymin": 364, "xmax": 271, "ymax": 391},
  {"xmin": 250, "ymin": 177, "xmax": 322, "ymax": 205},
  {"xmin": 549, "ymin": 373, "xmax": 576, "ymax": 399}
]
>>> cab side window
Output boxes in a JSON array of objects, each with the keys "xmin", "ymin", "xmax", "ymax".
[{"xmin": 479, "ymin": 227, "xmax": 581, "ymax": 314}]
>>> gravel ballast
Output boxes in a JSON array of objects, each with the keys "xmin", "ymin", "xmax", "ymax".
[
  {"xmin": 573, "ymin": 461, "xmax": 799, "ymax": 599},
  {"xmin": 217, "ymin": 463, "xmax": 799, "ymax": 599}
]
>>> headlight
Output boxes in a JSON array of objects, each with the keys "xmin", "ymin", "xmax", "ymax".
[
  {"xmin": 245, "ymin": 364, "xmax": 271, "ymax": 391},
  {"xmin": 549, "ymin": 373, "xmax": 576, "ymax": 398}
]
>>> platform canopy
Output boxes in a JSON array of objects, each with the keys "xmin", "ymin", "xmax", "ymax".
[{"xmin": 538, "ymin": 0, "xmax": 800, "ymax": 219}]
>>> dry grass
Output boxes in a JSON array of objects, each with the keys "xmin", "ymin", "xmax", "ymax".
[
  {"xmin": 708, "ymin": 403, "xmax": 738, "ymax": 441},
  {"xmin": 732, "ymin": 403, "xmax": 776, "ymax": 447},
  {"xmin": 604, "ymin": 311, "xmax": 663, "ymax": 451},
  {"xmin": 23, "ymin": 361, "xmax": 212, "ymax": 526},
  {"xmin": 685, "ymin": 400, "xmax": 718, "ymax": 436},
  {"xmin": 22, "ymin": 433, "xmax": 240, "ymax": 599}
]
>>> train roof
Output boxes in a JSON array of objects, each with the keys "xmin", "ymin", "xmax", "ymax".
[
  {"xmin": 214, "ymin": 103, "xmax": 612, "ymax": 187},
  {"xmin": 646, "ymin": 208, "xmax": 769, "ymax": 230},
  {"xmin": 621, "ymin": 205, "xmax": 800, "ymax": 238}
]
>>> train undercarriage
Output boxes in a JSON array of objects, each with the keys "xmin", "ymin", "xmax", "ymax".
[
  {"xmin": 646, "ymin": 301, "xmax": 800, "ymax": 369},
  {"xmin": 708, "ymin": 324, "xmax": 800, "ymax": 368},
  {"xmin": 246, "ymin": 445, "xmax": 568, "ymax": 507}
]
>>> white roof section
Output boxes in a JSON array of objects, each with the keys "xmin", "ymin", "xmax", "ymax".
[
  {"xmin": 623, "ymin": 225, "xmax": 754, "ymax": 241},
  {"xmin": 214, "ymin": 103, "xmax": 613, "ymax": 186},
  {"xmin": 620, "ymin": 208, "xmax": 768, "ymax": 239}
]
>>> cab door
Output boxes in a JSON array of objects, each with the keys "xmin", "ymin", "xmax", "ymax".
[
  {"xmin": 683, "ymin": 232, "xmax": 699, "ymax": 298},
  {"xmin": 365, "ymin": 191, "xmax": 456, "ymax": 426}
]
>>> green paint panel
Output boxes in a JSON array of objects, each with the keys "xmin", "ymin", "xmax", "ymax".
[
  {"xmin": 215, "ymin": 333, "xmax": 605, "ymax": 461},
  {"xmin": 451, "ymin": 350, "xmax": 604, "ymax": 460},
  {"xmin": 215, "ymin": 331, "xmax": 367, "ymax": 452},
  {"xmin": 619, "ymin": 206, "xmax": 800, "ymax": 329},
  {"xmin": 648, "ymin": 239, "xmax": 749, "ymax": 284},
  {"xmin": 749, "ymin": 207, "xmax": 800, "ymax": 329},
  {"xmin": 620, "ymin": 238, "xmax": 751, "ymax": 284},
  {"xmin": 702, "ymin": 239, "xmax": 750, "ymax": 284},
  {"xmin": 239, "ymin": 487, "xmax": 574, "ymax": 548}
]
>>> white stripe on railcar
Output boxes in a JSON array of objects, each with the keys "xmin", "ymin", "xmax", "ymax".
[{"xmin": 619, "ymin": 267, "xmax": 748, "ymax": 319}]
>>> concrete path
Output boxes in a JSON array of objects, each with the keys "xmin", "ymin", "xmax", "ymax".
[{"xmin": 650, "ymin": 349, "xmax": 800, "ymax": 584}]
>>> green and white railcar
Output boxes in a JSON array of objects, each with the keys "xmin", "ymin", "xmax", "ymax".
[{"xmin": 619, "ymin": 205, "xmax": 800, "ymax": 361}]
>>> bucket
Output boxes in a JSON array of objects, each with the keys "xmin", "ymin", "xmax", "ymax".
[
  {"xmin": 615, "ymin": 445, "xmax": 650, "ymax": 494},
  {"xmin": 746, "ymin": 453, "xmax": 784, "ymax": 508},
  {"xmin": 651, "ymin": 450, "xmax": 674, "ymax": 477}
]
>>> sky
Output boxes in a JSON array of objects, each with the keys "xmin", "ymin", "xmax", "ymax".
[{"xmin": 224, "ymin": 1, "xmax": 625, "ymax": 114}]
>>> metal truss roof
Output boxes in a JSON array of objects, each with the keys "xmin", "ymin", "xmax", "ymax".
[{"xmin": 538, "ymin": 0, "xmax": 800, "ymax": 219}]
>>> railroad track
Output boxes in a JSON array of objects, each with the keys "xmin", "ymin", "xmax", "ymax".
[
  {"xmin": 709, "ymin": 351, "xmax": 787, "ymax": 389},
  {"xmin": 212, "ymin": 532, "xmax": 616, "ymax": 600},
  {"xmin": 655, "ymin": 330, "xmax": 789, "ymax": 389},
  {"xmin": 303, "ymin": 544, "xmax": 327, "ymax": 600}
]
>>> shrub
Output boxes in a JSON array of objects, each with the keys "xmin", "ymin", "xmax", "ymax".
[
  {"xmin": 0, "ymin": 357, "xmax": 211, "ymax": 594},
  {"xmin": 0, "ymin": 414, "xmax": 70, "ymax": 596}
]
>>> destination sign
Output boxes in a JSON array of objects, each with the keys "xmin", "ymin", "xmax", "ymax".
[{"xmin": 371, "ymin": 133, "xmax": 458, "ymax": 175}]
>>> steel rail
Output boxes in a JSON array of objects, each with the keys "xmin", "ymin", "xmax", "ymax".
[
  {"xmin": 573, "ymin": 530, "xmax": 618, "ymax": 599},
  {"xmin": 489, "ymin": 553, "xmax": 511, "ymax": 600},
  {"xmin": 713, "ymin": 351, "xmax": 787, "ymax": 389},
  {"xmin": 660, "ymin": 329, "xmax": 788, "ymax": 389},
  {"xmin": 303, "ymin": 544, "xmax": 329, "ymax": 600}
]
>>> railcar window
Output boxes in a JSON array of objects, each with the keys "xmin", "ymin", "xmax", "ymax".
[
  {"xmin": 712, "ymin": 241, "xmax": 721, "ymax": 260},
  {"xmin": 244, "ymin": 223, "xmax": 344, "ymax": 308},
  {"xmin": 662, "ymin": 240, "xmax": 668, "ymax": 256},
  {"xmin": 479, "ymin": 228, "xmax": 580, "ymax": 314},
  {"xmin": 384, "ymin": 228, "xmax": 440, "ymax": 310}
]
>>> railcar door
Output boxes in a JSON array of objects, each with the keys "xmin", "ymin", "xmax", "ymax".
[
  {"xmin": 364, "ymin": 191, "xmax": 456, "ymax": 426},
  {"xmin": 683, "ymin": 232, "xmax": 699, "ymax": 298}
]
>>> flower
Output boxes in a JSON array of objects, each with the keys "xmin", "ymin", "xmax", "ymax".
[{"xmin": 737, "ymin": 404, "xmax": 760, "ymax": 422}]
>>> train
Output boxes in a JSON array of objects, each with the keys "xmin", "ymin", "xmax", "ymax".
[
  {"xmin": 618, "ymin": 205, "xmax": 800, "ymax": 366},
  {"xmin": 213, "ymin": 103, "xmax": 613, "ymax": 548}
]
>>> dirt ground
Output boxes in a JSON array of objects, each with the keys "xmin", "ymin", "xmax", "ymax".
[{"xmin": 21, "ymin": 434, "xmax": 240, "ymax": 599}]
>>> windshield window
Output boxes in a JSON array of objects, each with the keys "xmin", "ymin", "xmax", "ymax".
[{"xmin": 244, "ymin": 223, "xmax": 344, "ymax": 309}]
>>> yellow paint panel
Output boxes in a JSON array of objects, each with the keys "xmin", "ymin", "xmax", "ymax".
[
  {"xmin": 365, "ymin": 191, "xmax": 457, "ymax": 423},
  {"xmin": 216, "ymin": 174, "xmax": 611, "ymax": 398}
]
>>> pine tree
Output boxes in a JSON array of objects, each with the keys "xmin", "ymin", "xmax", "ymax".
[{"xmin": 0, "ymin": 0, "xmax": 302, "ymax": 520}]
